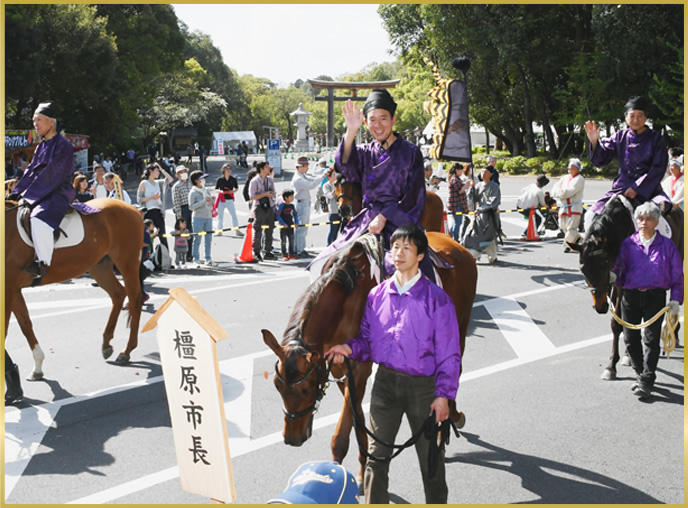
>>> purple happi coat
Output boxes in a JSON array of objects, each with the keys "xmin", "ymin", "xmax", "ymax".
[
  {"xmin": 311, "ymin": 135, "xmax": 425, "ymax": 270},
  {"xmin": 590, "ymin": 127, "xmax": 670, "ymax": 214},
  {"xmin": 14, "ymin": 134, "xmax": 77, "ymax": 229}
]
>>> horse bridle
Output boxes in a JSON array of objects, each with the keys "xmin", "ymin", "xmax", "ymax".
[
  {"xmin": 581, "ymin": 246, "xmax": 612, "ymax": 295},
  {"xmin": 274, "ymin": 342, "xmax": 333, "ymax": 421}
]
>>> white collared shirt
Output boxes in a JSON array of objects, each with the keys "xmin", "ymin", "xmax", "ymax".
[
  {"xmin": 639, "ymin": 231, "xmax": 657, "ymax": 253},
  {"xmin": 392, "ymin": 269, "xmax": 422, "ymax": 295}
]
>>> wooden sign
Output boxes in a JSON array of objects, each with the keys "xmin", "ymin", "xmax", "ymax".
[{"xmin": 142, "ymin": 287, "xmax": 235, "ymax": 503}]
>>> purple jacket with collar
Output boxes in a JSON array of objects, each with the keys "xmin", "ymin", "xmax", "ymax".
[{"xmin": 613, "ymin": 231, "xmax": 683, "ymax": 303}]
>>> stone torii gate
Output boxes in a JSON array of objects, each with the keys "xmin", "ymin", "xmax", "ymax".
[{"xmin": 308, "ymin": 79, "xmax": 400, "ymax": 148}]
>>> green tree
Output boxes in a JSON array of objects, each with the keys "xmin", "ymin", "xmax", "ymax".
[
  {"xmin": 5, "ymin": 4, "xmax": 119, "ymax": 141},
  {"xmin": 138, "ymin": 58, "xmax": 226, "ymax": 147}
]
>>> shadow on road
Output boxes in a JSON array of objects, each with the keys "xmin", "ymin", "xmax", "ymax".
[{"xmin": 447, "ymin": 432, "xmax": 662, "ymax": 503}]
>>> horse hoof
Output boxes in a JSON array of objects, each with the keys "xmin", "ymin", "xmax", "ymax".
[
  {"xmin": 114, "ymin": 353, "xmax": 130, "ymax": 365},
  {"xmin": 102, "ymin": 346, "xmax": 113, "ymax": 360},
  {"xmin": 27, "ymin": 371, "xmax": 44, "ymax": 381},
  {"xmin": 620, "ymin": 355, "xmax": 631, "ymax": 366},
  {"xmin": 601, "ymin": 369, "xmax": 616, "ymax": 381}
]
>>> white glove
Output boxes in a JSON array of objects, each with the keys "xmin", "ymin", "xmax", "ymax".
[
  {"xmin": 608, "ymin": 271, "xmax": 617, "ymax": 284},
  {"xmin": 143, "ymin": 259, "xmax": 155, "ymax": 271},
  {"xmin": 668, "ymin": 300, "xmax": 680, "ymax": 316}
]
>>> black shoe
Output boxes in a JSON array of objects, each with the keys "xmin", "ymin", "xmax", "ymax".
[
  {"xmin": 296, "ymin": 251, "xmax": 313, "ymax": 259},
  {"xmin": 634, "ymin": 381, "xmax": 652, "ymax": 399},
  {"xmin": 253, "ymin": 252, "xmax": 263, "ymax": 262},
  {"xmin": 22, "ymin": 261, "xmax": 48, "ymax": 279},
  {"xmin": 5, "ymin": 363, "xmax": 23, "ymax": 405},
  {"xmin": 263, "ymin": 252, "xmax": 276, "ymax": 260}
]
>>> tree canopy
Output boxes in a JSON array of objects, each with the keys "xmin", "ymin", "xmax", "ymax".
[{"xmin": 5, "ymin": 4, "xmax": 683, "ymax": 158}]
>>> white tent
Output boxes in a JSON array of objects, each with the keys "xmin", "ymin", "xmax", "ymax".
[{"xmin": 211, "ymin": 131, "xmax": 257, "ymax": 154}]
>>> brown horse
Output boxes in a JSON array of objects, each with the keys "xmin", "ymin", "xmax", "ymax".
[
  {"xmin": 336, "ymin": 179, "xmax": 445, "ymax": 233},
  {"xmin": 263, "ymin": 232, "xmax": 477, "ymax": 481},
  {"xmin": 5, "ymin": 198, "xmax": 145, "ymax": 381}
]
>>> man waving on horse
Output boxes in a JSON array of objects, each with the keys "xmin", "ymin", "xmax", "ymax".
[
  {"xmin": 309, "ymin": 89, "xmax": 429, "ymax": 279},
  {"xmin": 9, "ymin": 102, "xmax": 76, "ymax": 278},
  {"xmin": 584, "ymin": 96, "xmax": 672, "ymax": 220}
]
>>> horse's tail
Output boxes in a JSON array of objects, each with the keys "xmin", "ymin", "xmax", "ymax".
[{"xmin": 124, "ymin": 262, "xmax": 147, "ymax": 329}]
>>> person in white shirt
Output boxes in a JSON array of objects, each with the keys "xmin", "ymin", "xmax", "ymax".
[
  {"xmin": 516, "ymin": 173, "xmax": 549, "ymax": 238},
  {"xmin": 89, "ymin": 164, "xmax": 108, "ymax": 198},
  {"xmin": 551, "ymin": 158, "xmax": 585, "ymax": 251},
  {"xmin": 661, "ymin": 158, "xmax": 684, "ymax": 210},
  {"xmin": 291, "ymin": 156, "xmax": 321, "ymax": 257}
]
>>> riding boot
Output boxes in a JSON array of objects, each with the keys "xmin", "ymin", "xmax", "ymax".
[
  {"xmin": 22, "ymin": 261, "xmax": 48, "ymax": 279},
  {"xmin": 5, "ymin": 362, "xmax": 24, "ymax": 405}
]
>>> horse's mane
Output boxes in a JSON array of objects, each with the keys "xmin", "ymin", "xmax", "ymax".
[
  {"xmin": 281, "ymin": 244, "xmax": 364, "ymax": 351},
  {"xmin": 584, "ymin": 196, "xmax": 635, "ymax": 259}
]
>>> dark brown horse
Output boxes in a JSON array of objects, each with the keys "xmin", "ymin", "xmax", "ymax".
[
  {"xmin": 5, "ymin": 198, "xmax": 145, "ymax": 382},
  {"xmin": 569, "ymin": 196, "xmax": 683, "ymax": 379},
  {"xmin": 263, "ymin": 231, "xmax": 477, "ymax": 481},
  {"xmin": 336, "ymin": 179, "xmax": 445, "ymax": 233}
]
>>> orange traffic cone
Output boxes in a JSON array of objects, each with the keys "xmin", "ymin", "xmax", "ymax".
[
  {"xmin": 236, "ymin": 222, "xmax": 257, "ymax": 263},
  {"xmin": 522, "ymin": 207, "xmax": 541, "ymax": 241}
]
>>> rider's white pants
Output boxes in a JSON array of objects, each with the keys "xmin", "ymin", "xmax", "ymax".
[{"xmin": 30, "ymin": 217, "xmax": 55, "ymax": 266}]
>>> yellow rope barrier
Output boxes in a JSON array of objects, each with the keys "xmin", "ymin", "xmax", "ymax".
[{"xmin": 607, "ymin": 295, "xmax": 679, "ymax": 357}]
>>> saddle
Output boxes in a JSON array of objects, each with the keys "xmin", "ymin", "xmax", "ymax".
[
  {"xmin": 17, "ymin": 205, "xmax": 85, "ymax": 249},
  {"xmin": 357, "ymin": 233, "xmax": 454, "ymax": 288}
]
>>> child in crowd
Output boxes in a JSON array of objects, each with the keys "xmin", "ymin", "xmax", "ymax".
[
  {"xmin": 140, "ymin": 214, "xmax": 154, "ymax": 303},
  {"xmin": 172, "ymin": 217, "xmax": 190, "ymax": 268},
  {"xmin": 276, "ymin": 189, "xmax": 299, "ymax": 260}
]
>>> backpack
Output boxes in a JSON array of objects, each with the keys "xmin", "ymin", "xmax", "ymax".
[{"xmin": 153, "ymin": 243, "xmax": 172, "ymax": 271}]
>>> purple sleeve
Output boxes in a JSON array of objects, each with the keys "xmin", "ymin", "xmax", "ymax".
[
  {"xmin": 335, "ymin": 138, "xmax": 364, "ymax": 184},
  {"xmin": 667, "ymin": 240, "xmax": 684, "ymax": 304},
  {"xmin": 345, "ymin": 293, "xmax": 374, "ymax": 362},
  {"xmin": 432, "ymin": 293, "xmax": 462, "ymax": 400},
  {"xmin": 634, "ymin": 134, "xmax": 668, "ymax": 199},
  {"xmin": 612, "ymin": 240, "xmax": 629, "ymax": 288},
  {"xmin": 590, "ymin": 133, "xmax": 619, "ymax": 168},
  {"xmin": 381, "ymin": 146, "xmax": 425, "ymax": 228}
]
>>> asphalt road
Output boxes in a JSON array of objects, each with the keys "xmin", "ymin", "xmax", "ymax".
[{"xmin": 4, "ymin": 156, "xmax": 684, "ymax": 504}]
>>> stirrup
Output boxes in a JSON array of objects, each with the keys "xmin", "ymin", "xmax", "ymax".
[{"xmin": 22, "ymin": 261, "xmax": 48, "ymax": 279}]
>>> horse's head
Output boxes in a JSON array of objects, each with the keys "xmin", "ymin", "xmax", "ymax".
[
  {"xmin": 263, "ymin": 242, "xmax": 376, "ymax": 446},
  {"xmin": 570, "ymin": 200, "xmax": 634, "ymax": 314},
  {"xmin": 335, "ymin": 179, "xmax": 354, "ymax": 221},
  {"xmin": 569, "ymin": 233, "xmax": 612, "ymax": 314},
  {"xmin": 263, "ymin": 330, "xmax": 326, "ymax": 446}
]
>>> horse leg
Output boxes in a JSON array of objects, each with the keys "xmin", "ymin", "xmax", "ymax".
[
  {"xmin": 11, "ymin": 291, "xmax": 45, "ymax": 381},
  {"xmin": 602, "ymin": 291, "xmax": 624, "ymax": 380},
  {"xmin": 89, "ymin": 257, "xmax": 127, "ymax": 361}
]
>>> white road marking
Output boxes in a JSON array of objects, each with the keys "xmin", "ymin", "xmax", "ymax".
[{"xmin": 483, "ymin": 298, "xmax": 556, "ymax": 360}]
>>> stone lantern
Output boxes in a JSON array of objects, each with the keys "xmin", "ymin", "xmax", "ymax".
[{"xmin": 290, "ymin": 103, "xmax": 312, "ymax": 152}]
